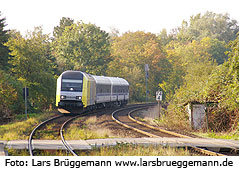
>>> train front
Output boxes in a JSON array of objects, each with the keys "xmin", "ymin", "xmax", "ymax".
[{"xmin": 56, "ymin": 71, "xmax": 84, "ymax": 113}]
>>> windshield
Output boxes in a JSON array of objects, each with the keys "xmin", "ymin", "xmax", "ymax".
[{"xmin": 61, "ymin": 79, "xmax": 83, "ymax": 92}]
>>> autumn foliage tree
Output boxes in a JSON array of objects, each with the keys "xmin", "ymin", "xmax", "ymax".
[
  {"xmin": 162, "ymin": 37, "xmax": 217, "ymax": 103},
  {"xmin": 108, "ymin": 31, "xmax": 170, "ymax": 101},
  {"xmin": 5, "ymin": 27, "xmax": 55, "ymax": 111},
  {"xmin": 52, "ymin": 22, "xmax": 111, "ymax": 75}
]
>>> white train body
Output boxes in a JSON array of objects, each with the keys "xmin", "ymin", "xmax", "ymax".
[{"xmin": 56, "ymin": 71, "xmax": 129, "ymax": 111}]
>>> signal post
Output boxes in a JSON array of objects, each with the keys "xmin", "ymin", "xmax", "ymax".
[{"xmin": 156, "ymin": 90, "xmax": 162, "ymax": 119}]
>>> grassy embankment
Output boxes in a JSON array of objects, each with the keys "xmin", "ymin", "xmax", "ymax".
[{"xmin": 0, "ymin": 112, "xmax": 55, "ymax": 140}]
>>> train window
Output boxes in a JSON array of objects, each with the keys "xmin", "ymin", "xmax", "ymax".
[
  {"xmin": 113, "ymin": 86, "xmax": 117, "ymax": 93},
  {"xmin": 61, "ymin": 80, "xmax": 82, "ymax": 92},
  {"xmin": 103, "ymin": 85, "xmax": 106, "ymax": 93}
]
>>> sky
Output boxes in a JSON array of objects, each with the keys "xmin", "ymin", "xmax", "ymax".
[{"xmin": 1, "ymin": 0, "xmax": 239, "ymax": 35}]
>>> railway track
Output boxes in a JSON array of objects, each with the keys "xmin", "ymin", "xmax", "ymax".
[
  {"xmin": 28, "ymin": 106, "xmax": 123, "ymax": 156},
  {"xmin": 28, "ymin": 114, "xmax": 63, "ymax": 156},
  {"xmin": 112, "ymin": 106, "xmax": 177, "ymax": 138},
  {"xmin": 29, "ymin": 103, "xmax": 227, "ymax": 156},
  {"xmin": 28, "ymin": 104, "xmax": 154, "ymax": 156},
  {"xmin": 60, "ymin": 115, "xmax": 81, "ymax": 156},
  {"xmin": 28, "ymin": 114, "xmax": 82, "ymax": 156},
  {"xmin": 112, "ymin": 104, "xmax": 226, "ymax": 156}
]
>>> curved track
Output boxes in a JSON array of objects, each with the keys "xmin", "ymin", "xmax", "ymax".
[
  {"xmin": 112, "ymin": 107, "xmax": 176, "ymax": 138},
  {"xmin": 112, "ymin": 104, "xmax": 226, "ymax": 156},
  {"xmin": 29, "ymin": 103, "xmax": 226, "ymax": 156},
  {"xmin": 128, "ymin": 107, "xmax": 191, "ymax": 138},
  {"xmin": 28, "ymin": 114, "xmax": 64, "ymax": 156},
  {"xmin": 28, "ymin": 106, "xmax": 121, "ymax": 156},
  {"xmin": 28, "ymin": 114, "xmax": 82, "ymax": 156},
  {"xmin": 60, "ymin": 115, "xmax": 84, "ymax": 156}
]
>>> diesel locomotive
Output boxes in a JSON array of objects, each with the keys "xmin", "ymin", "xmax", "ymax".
[{"xmin": 56, "ymin": 71, "xmax": 129, "ymax": 112}]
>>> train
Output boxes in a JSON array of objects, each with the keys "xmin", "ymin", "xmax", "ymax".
[{"xmin": 56, "ymin": 71, "xmax": 129, "ymax": 113}]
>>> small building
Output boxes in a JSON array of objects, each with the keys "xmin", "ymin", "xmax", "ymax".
[{"xmin": 186, "ymin": 102, "xmax": 206, "ymax": 130}]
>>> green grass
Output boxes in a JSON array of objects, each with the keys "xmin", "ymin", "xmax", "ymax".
[
  {"xmin": 64, "ymin": 125, "xmax": 112, "ymax": 140},
  {"xmin": 64, "ymin": 116, "xmax": 114, "ymax": 140},
  {"xmin": 0, "ymin": 113, "xmax": 55, "ymax": 140},
  {"xmin": 7, "ymin": 144, "xmax": 194, "ymax": 156},
  {"xmin": 7, "ymin": 149, "xmax": 30, "ymax": 156},
  {"xmin": 7, "ymin": 149, "xmax": 69, "ymax": 156},
  {"xmin": 78, "ymin": 143, "xmax": 194, "ymax": 156},
  {"xmin": 194, "ymin": 131, "xmax": 239, "ymax": 140}
]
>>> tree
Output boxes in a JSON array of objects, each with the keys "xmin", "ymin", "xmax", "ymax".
[
  {"xmin": 5, "ymin": 27, "xmax": 55, "ymax": 110},
  {"xmin": 52, "ymin": 22, "xmax": 111, "ymax": 75},
  {"xmin": 108, "ymin": 31, "xmax": 170, "ymax": 101},
  {"xmin": 164, "ymin": 38, "xmax": 217, "ymax": 103},
  {"xmin": 0, "ymin": 70, "xmax": 24, "ymax": 120},
  {"xmin": 0, "ymin": 12, "xmax": 9, "ymax": 70},
  {"xmin": 53, "ymin": 17, "xmax": 74, "ymax": 40},
  {"xmin": 158, "ymin": 28, "xmax": 174, "ymax": 46},
  {"xmin": 198, "ymin": 35, "xmax": 239, "ymax": 131},
  {"xmin": 176, "ymin": 11, "xmax": 239, "ymax": 43}
]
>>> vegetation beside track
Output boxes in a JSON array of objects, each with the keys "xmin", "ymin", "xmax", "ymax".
[
  {"xmin": 132, "ymin": 106, "xmax": 239, "ymax": 140},
  {"xmin": 7, "ymin": 149, "xmax": 69, "ymax": 156},
  {"xmin": 194, "ymin": 131, "xmax": 239, "ymax": 140},
  {"xmin": 7, "ymin": 144, "xmax": 194, "ymax": 156},
  {"xmin": 132, "ymin": 106, "xmax": 191, "ymax": 134},
  {"xmin": 79, "ymin": 144, "xmax": 194, "ymax": 156},
  {"xmin": 64, "ymin": 116, "xmax": 115, "ymax": 140},
  {"xmin": 0, "ymin": 112, "xmax": 55, "ymax": 140}
]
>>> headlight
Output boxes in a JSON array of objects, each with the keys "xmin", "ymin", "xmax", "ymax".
[
  {"xmin": 76, "ymin": 96, "xmax": 82, "ymax": 100},
  {"xmin": 60, "ymin": 95, "xmax": 66, "ymax": 99}
]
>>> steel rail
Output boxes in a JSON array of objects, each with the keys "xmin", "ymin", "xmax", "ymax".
[
  {"xmin": 60, "ymin": 115, "xmax": 80, "ymax": 156},
  {"xmin": 60, "ymin": 104, "xmax": 155, "ymax": 156},
  {"xmin": 113, "ymin": 105, "xmax": 226, "ymax": 156},
  {"xmin": 130, "ymin": 107, "xmax": 226, "ymax": 156},
  {"xmin": 128, "ymin": 107, "xmax": 191, "ymax": 138},
  {"xmin": 29, "ymin": 104, "xmax": 153, "ymax": 156},
  {"xmin": 191, "ymin": 146, "xmax": 225, "ymax": 156},
  {"xmin": 28, "ymin": 115, "xmax": 64, "ymax": 156},
  {"xmin": 112, "ymin": 105, "xmax": 161, "ymax": 138}
]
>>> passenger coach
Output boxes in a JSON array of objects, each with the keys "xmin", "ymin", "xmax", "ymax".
[{"xmin": 56, "ymin": 71, "xmax": 129, "ymax": 112}]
